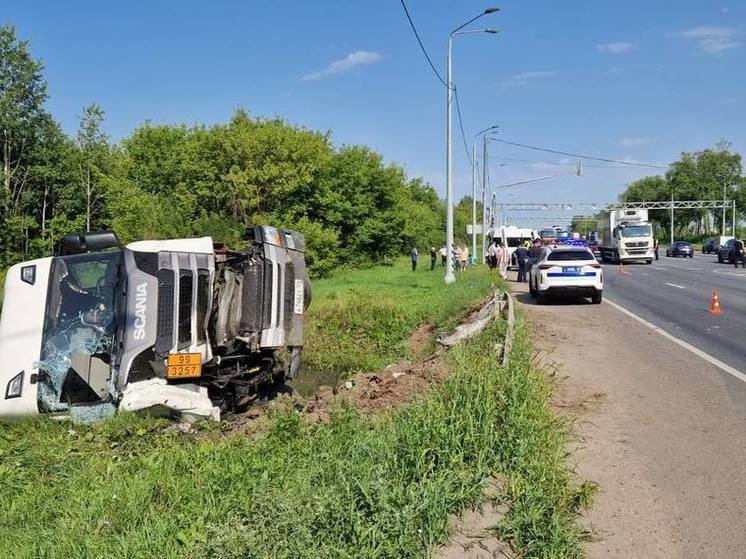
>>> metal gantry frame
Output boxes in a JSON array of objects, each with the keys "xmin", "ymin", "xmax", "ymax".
[{"xmin": 496, "ymin": 200, "xmax": 737, "ymax": 244}]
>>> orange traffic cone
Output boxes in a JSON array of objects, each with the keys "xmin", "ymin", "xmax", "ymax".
[{"xmin": 710, "ymin": 289, "xmax": 723, "ymax": 314}]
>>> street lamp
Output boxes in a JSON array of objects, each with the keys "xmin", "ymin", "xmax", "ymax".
[
  {"xmin": 472, "ymin": 125, "xmax": 499, "ymax": 266},
  {"xmin": 445, "ymin": 7, "xmax": 499, "ymax": 284}
]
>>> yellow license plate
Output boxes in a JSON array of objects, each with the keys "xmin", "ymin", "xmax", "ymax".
[{"xmin": 166, "ymin": 353, "xmax": 202, "ymax": 379}]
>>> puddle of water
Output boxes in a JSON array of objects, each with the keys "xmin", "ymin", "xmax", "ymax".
[{"xmin": 291, "ymin": 368, "xmax": 344, "ymax": 397}]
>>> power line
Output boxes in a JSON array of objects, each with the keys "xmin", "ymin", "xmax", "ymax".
[
  {"xmin": 454, "ymin": 88, "xmax": 473, "ymax": 166},
  {"xmin": 489, "ymin": 155, "xmax": 623, "ymax": 169},
  {"xmin": 398, "ymin": 0, "xmax": 448, "ymax": 88},
  {"xmin": 491, "ymin": 138, "xmax": 668, "ymax": 170},
  {"xmin": 398, "ymin": 0, "xmax": 473, "ymax": 167}
]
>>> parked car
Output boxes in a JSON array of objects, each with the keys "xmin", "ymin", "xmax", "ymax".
[
  {"xmin": 717, "ymin": 238, "xmax": 742, "ymax": 263},
  {"xmin": 529, "ymin": 246, "xmax": 603, "ymax": 304},
  {"xmin": 666, "ymin": 241, "xmax": 694, "ymax": 258}
]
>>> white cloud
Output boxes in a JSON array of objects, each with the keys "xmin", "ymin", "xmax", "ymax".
[
  {"xmin": 722, "ymin": 7, "xmax": 730, "ymax": 13},
  {"xmin": 302, "ymin": 50, "xmax": 382, "ymax": 81},
  {"xmin": 620, "ymin": 137, "xmax": 656, "ymax": 147},
  {"xmin": 596, "ymin": 41, "xmax": 634, "ymax": 54},
  {"xmin": 500, "ymin": 70, "xmax": 557, "ymax": 88},
  {"xmin": 678, "ymin": 26, "xmax": 742, "ymax": 54}
]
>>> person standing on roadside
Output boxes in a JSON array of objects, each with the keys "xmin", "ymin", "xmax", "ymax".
[
  {"xmin": 439, "ymin": 245, "xmax": 447, "ymax": 267},
  {"xmin": 734, "ymin": 238, "xmax": 745, "ymax": 269},
  {"xmin": 410, "ymin": 246, "xmax": 419, "ymax": 272},
  {"xmin": 515, "ymin": 243, "xmax": 530, "ymax": 283},
  {"xmin": 495, "ymin": 240, "xmax": 507, "ymax": 278},
  {"xmin": 459, "ymin": 244, "xmax": 469, "ymax": 271},
  {"xmin": 429, "ymin": 247, "xmax": 437, "ymax": 270},
  {"xmin": 486, "ymin": 240, "xmax": 498, "ymax": 271},
  {"xmin": 654, "ymin": 238, "xmax": 659, "ymax": 261}
]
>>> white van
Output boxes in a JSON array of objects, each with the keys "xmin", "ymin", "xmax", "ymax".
[{"xmin": 498, "ymin": 226, "xmax": 538, "ymax": 269}]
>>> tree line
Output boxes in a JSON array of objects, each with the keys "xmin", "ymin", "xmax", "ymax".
[
  {"xmin": 619, "ymin": 144, "xmax": 745, "ymax": 239},
  {"xmin": 0, "ymin": 24, "xmax": 463, "ymax": 277}
]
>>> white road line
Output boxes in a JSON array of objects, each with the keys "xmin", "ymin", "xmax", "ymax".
[
  {"xmin": 604, "ymin": 298, "xmax": 746, "ymax": 384},
  {"xmin": 713, "ymin": 269, "xmax": 746, "ymax": 278},
  {"xmin": 665, "ymin": 282, "xmax": 686, "ymax": 289}
]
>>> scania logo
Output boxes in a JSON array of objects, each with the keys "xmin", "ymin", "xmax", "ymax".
[{"xmin": 133, "ymin": 282, "xmax": 148, "ymax": 340}]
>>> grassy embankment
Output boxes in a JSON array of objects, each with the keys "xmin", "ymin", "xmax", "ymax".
[{"xmin": 0, "ymin": 260, "xmax": 588, "ymax": 558}]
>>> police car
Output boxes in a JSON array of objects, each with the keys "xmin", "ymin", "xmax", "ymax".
[{"xmin": 529, "ymin": 245, "xmax": 603, "ymax": 304}]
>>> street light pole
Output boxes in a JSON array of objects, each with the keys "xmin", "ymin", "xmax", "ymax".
[
  {"xmin": 444, "ymin": 7, "xmax": 499, "ymax": 284},
  {"xmin": 722, "ymin": 176, "xmax": 727, "ymax": 236},
  {"xmin": 471, "ymin": 125, "xmax": 498, "ymax": 265},
  {"xmin": 445, "ymin": 34, "xmax": 455, "ymax": 283}
]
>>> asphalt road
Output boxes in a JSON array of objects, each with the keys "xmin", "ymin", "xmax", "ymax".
[{"xmin": 602, "ymin": 250, "xmax": 746, "ymax": 374}]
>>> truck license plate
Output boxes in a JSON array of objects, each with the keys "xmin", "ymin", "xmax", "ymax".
[
  {"xmin": 166, "ymin": 353, "xmax": 202, "ymax": 379},
  {"xmin": 563, "ymin": 266, "xmax": 580, "ymax": 273}
]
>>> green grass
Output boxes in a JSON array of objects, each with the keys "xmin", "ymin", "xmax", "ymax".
[
  {"xmin": 301, "ymin": 258, "xmax": 493, "ymax": 387},
  {"xmin": 0, "ymin": 261, "xmax": 588, "ymax": 558}
]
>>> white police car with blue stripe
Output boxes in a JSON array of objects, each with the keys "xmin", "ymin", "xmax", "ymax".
[{"xmin": 529, "ymin": 246, "xmax": 603, "ymax": 304}]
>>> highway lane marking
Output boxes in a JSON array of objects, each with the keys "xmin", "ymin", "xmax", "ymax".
[
  {"xmin": 665, "ymin": 282, "xmax": 686, "ymax": 289},
  {"xmin": 604, "ymin": 298, "xmax": 746, "ymax": 384},
  {"xmin": 712, "ymin": 269, "xmax": 746, "ymax": 278}
]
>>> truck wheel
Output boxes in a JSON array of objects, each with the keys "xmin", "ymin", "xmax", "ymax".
[
  {"xmin": 591, "ymin": 293, "xmax": 602, "ymax": 304},
  {"xmin": 645, "ymin": 259, "xmax": 652, "ymax": 265}
]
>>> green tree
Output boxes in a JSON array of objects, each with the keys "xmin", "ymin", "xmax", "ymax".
[
  {"xmin": 0, "ymin": 24, "xmax": 49, "ymax": 264},
  {"xmin": 75, "ymin": 103, "xmax": 110, "ymax": 231}
]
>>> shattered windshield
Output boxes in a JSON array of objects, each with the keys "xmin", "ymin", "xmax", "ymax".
[{"xmin": 37, "ymin": 252, "xmax": 122, "ymax": 412}]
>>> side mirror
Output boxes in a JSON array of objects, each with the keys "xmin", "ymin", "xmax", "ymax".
[{"xmin": 61, "ymin": 230, "xmax": 122, "ymax": 255}]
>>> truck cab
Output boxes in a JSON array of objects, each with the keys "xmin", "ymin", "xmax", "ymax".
[
  {"xmin": 599, "ymin": 209, "xmax": 655, "ymax": 264},
  {"xmin": 0, "ymin": 227, "xmax": 310, "ymax": 422}
]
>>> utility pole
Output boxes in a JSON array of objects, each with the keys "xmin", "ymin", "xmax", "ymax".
[
  {"xmin": 670, "ymin": 193, "xmax": 674, "ymax": 244},
  {"xmin": 471, "ymin": 142, "xmax": 477, "ymax": 265},
  {"xmin": 733, "ymin": 199, "xmax": 736, "ymax": 236},
  {"xmin": 722, "ymin": 177, "xmax": 727, "ymax": 236},
  {"xmin": 444, "ymin": 8, "xmax": 499, "ymax": 284},
  {"xmin": 482, "ymin": 133, "xmax": 488, "ymax": 262}
]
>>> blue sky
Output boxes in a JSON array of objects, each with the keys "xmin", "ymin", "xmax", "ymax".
[{"xmin": 6, "ymin": 1, "xmax": 746, "ymax": 224}]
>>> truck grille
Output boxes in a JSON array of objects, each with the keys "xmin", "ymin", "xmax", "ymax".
[{"xmin": 626, "ymin": 241, "xmax": 649, "ymax": 248}]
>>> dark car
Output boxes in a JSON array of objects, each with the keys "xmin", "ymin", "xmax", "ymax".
[
  {"xmin": 587, "ymin": 239, "xmax": 601, "ymax": 259},
  {"xmin": 666, "ymin": 241, "xmax": 694, "ymax": 258},
  {"xmin": 717, "ymin": 239, "xmax": 742, "ymax": 263},
  {"xmin": 703, "ymin": 238, "xmax": 718, "ymax": 254}
]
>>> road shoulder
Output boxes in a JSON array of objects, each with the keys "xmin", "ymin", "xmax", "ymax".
[{"xmin": 513, "ymin": 279, "xmax": 746, "ymax": 558}]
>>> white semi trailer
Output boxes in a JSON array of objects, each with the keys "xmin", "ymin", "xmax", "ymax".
[
  {"xmin": 0, "ymin": 227, "xmax": 311, "ymax": 422},
  {"xmin": 598, "ymin": 209, "xmax": 655, "ymax": 264}
]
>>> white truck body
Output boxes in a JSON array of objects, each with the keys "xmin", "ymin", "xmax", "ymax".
[{"xmin": 598, "ymin": 209, "xmax": 655, "ymax": 263}]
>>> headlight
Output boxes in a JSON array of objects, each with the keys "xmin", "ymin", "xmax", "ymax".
[
  {"xmin": 5, "ymin": 371, "xmax": 23, "ymax": 399},
  {"xmin": 21, "ymin": 265, "xmax": 36, "ymax": 285}
]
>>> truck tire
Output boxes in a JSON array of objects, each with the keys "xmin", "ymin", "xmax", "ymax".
[{"xmin": 645, "ymin": 259, "xmax": 652, "ymax": 265}]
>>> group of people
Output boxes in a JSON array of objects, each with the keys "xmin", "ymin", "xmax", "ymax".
[
  {"xmin": 410, "ymin": 245, "xmax": 471, "ymax": 272},
  {"xmin": 486, "ymin": 237, "xmax": 546, "ymax": 283}
]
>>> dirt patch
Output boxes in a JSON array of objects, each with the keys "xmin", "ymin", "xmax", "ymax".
[
  {"xmin": 437, "ymin": 476, "xmax": 515, "ymax": 559},
  {"xmin": 409, "ymin": 321, "xmax": 435, "ymax": 356},
  {"xmin": 304, "ymin": 354, "xmax": 449, "ymax": 423}
]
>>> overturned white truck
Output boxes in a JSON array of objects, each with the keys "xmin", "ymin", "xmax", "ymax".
[{"xmin": 0, "ymin": 226, "xmax": 311, "ymax": 422}]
